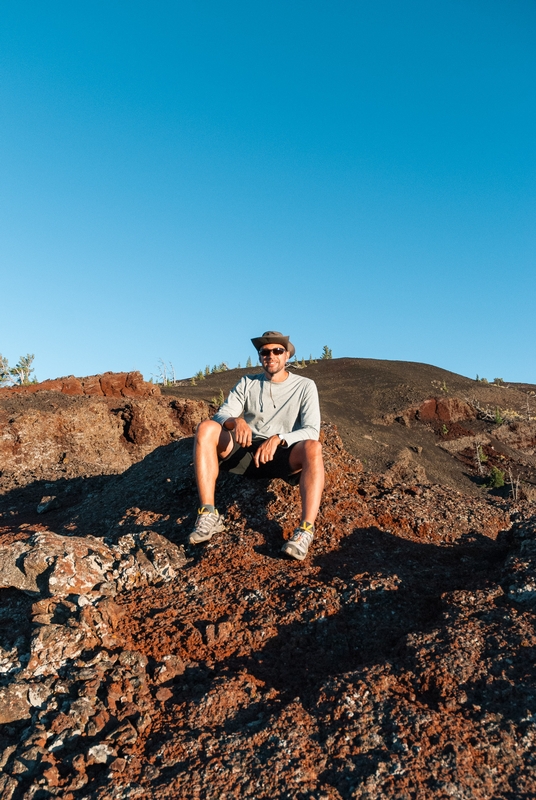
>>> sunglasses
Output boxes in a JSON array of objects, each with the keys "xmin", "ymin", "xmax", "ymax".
[{"xmin": 259, "ymin": 347, "xmax": 286, "ymax": 357}]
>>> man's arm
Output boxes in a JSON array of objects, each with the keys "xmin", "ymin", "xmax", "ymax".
[
  {"xmin": 279, "ymin": 381, "xmax": 321, "ymax": 447},
  {"xmin": 212, "ymin": 378, "xmax": 253, "ymax": 446}
]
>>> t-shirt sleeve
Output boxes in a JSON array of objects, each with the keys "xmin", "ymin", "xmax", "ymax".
[{"xmin": 282, "ymin": 380, "xmax": 321, "ymax": 446}]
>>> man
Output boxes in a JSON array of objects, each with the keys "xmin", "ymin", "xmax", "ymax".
[{"xmin": 189, "ymin": 331, "xmax": 324, "ymax": 561}]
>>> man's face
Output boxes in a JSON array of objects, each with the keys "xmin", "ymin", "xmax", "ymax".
[{"xmin": 258, "ymin": 344, "xmax": 289, "ymax": 376}]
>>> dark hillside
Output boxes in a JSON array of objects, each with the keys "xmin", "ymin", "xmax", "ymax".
[{"xmin": 164, "ymin": 359, "xmax": 536, "ymax": 496}]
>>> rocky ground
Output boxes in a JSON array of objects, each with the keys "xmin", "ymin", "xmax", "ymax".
[{"xmin": 0, "ymin": 362, "xmax": 535, "ymax": 799}]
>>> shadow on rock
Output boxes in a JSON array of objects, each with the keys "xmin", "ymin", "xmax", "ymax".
[{"xmin": 224, "ymin": 525, "xmax": 512, "ymax": 704}]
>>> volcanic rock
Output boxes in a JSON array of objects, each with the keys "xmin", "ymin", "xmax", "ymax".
[
  {"xmin": 0, "ymin": 360, "xmax": 535, "ymax": 798},
  {"xmin": 0, "ymin": 370, "xmax": 159, "ymax": 399}
]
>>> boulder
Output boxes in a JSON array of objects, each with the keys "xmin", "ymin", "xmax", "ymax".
[
  {"xmin": 0, "ymin": 683, "xmax": 31, "ymax": 724},
  {"xmin": 0, "ymin": 530, "xmax": 187, "ymax": 598}
]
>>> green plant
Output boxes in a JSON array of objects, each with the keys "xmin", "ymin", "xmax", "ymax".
[
  {"xmin": 246, "ymin": 356, "xmax": 252, "ymax": 368},
  {"xmin": 320, "ymin": 345, "xmax": 333, "ymax": 360},
  {"xmin": 204, "ymin": 365, "xmax": 210, "ymax": 377},
  {"xmin": 494, "ymin": 408, "xmax": 504, "ymax": 425},
  {"xmin": 194, "ymin": 369, "xmax": 205, "ymax": 381},
  {"xmin": 486, "ymin": 466, "xmax": 505, "ymax": 489},
  {"xmin": 441, "ymin": 424, "xmax": 449, "ymax": 436},
  {"xmin": 493, "ymin": 377, "xmax": 504, "ymax": 386},
  {"xmin": 432, "ymin": 378, "xmax": 449, "ymax": 394},
  {"xmin": 211, "ymin": 389, "xmax": 225, "ymax": 408},
  {"xmin": 0, "ymin": 353, "xmax": 35, "ymax": 385},
  {"xmin": 211, "ymin": 362, "xmax": 229, "ymax": 374},
  {"xmin": 477, "ymin": 445, "xmax": 488, "ymax": 464}
]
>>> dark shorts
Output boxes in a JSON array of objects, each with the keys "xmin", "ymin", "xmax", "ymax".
[{"xmin": 219, "ymin": 434, "xmax": 301, "ymax": 486}]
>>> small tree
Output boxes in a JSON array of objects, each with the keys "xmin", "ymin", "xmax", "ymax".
[
  {"xmin": 320, "ymin": 346, "xmax": 333, "ymax": 360},
  {"xmin": 486, "ymin": 466, "xmax": 505, "ymax": 489},
  {"xmin": 526, "ymin": 391, "xmax": 535, "ymax": 422},
  {"xmin": 211, "ymin": 362, "xmax": 229, "ymax": 374},
  {"xmin": 211, "ymin": 388, "xmax": 225, "ymax": 408},
  {"xmin": 246, "ymin": 356, "xmax": 252, "ymax": 368},
  {"xmin": 0, "ymin": 354, "xmax": 10, "ymax": 386},
  {"xmin": 154, "ymin": 359, "xmax": 177, "ymax": 386},
  {"xmin": 0, "ymin": 353, "xmax": 35, "ymax": 385}
]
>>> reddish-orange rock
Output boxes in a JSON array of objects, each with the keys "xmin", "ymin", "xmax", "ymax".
[
  {"xmin": 415, "ymin": 397, "xmax": 476, "ymax": 423},
  {"xmin": 0, "ymin": 370, "xmax": 159, "ymax": 398},
  {"xmin": 80, "ymin": 375, "xmax": 105, "ymax": 395}
]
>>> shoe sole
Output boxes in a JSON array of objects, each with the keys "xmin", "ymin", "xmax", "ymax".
[
  {"xmin": 189, "ymin": 522, "xmax": 225, "ymax": 545},
  {"xmin": 281, "ymin": 542, "xmax": 308, "ymax": 561}
]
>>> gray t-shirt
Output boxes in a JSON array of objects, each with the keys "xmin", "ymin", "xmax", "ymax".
[{"xmin": 212, "ymin": 372, "xmax": 321, "ymax": 447}]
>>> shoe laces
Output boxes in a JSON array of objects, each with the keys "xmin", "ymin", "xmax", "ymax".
[
  {"xmin": 291, "ymin": 528, "xmax": 313, "ymax": 544},
  {"xmin": 195, "ymin": 512, "xmax": 216, "ymax": 533}
]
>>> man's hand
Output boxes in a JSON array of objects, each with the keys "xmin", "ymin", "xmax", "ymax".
[
  {"xmin": 254, "ymin": 435, "xmax": 281, "ymax": 467},
  {"xmin": 226, "ymin": 417, "xmax": 252, "ymax": 447}
]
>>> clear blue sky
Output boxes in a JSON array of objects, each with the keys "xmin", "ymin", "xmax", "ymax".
[{"xmin": 1, "ymin": 0, "xmax": 535, "ymax": 383}]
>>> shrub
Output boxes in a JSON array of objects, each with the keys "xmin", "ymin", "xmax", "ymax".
[
  {"xmin": 211, "ymin": 362, "xmax": 229, "ymax": 374},
  {"xmin": 211, "ymin": 389, "xmax": 225, "ymax": 408},
  {"xmin": 320, "ymin": 346, "xmax": 333, "ymax": 360},
  {"xmin": 486, "ymin": 466, "xmax": 505, "ymax": 489}
]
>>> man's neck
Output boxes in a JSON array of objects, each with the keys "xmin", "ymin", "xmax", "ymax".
[{"xmin": 263, "ymin": 368, "xmax": 289, "ymax": 384}]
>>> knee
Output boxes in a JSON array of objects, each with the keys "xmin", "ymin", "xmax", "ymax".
[
  {"xmin": 195, "ymin": 419, "xmax": 222, "ymax": 444},
  {"xmin": 303, "ymin": 439, "xmax": 323, "ymax": 461}
]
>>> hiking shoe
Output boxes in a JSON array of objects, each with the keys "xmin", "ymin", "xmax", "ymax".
[
  {"xmin": 189, "ymin": 507, "xmax": 225, "ymax": 544},
  {"xmin": 281, "ymin": 523, "xmax": 314, "ymax": 561}
]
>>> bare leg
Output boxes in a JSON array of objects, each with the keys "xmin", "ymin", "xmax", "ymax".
[
  {"xmin": 194, "ymin": 420, "xmax": 233, "ymax": 507},
  {"xmin": 289, "ymin": 440, "xmax": 324, "ymax": 525}
]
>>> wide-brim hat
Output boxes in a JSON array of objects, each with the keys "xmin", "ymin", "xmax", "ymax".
[{"xmin": 251, "ymin": 330, "xmax": 295, "ymax": 358}]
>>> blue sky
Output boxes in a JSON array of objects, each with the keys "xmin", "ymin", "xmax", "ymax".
[{"xmin": 1, "ymin": 0, "xmax": 535, "ymax": 383}]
